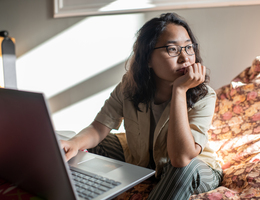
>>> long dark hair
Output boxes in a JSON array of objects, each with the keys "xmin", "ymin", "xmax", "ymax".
[{"xmin": 123, "ymin": 13, "xmax": 209, "ymax": 111}]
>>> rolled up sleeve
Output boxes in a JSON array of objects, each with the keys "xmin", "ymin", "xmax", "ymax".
[
  {"xmin": 95, "ymin": 83, "xmax": 124, "ymax": 129},
  {"xmin": 188, "ymin": 86, "xmax": 216, "ymax": 152}
]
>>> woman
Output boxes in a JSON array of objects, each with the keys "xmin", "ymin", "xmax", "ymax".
[{"xmin": 61, "ymin": 13, "xmax": 222, "ymax": 199}]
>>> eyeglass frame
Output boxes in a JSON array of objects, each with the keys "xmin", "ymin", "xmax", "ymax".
[{"xmin": 153, "ymin": 43, "xmax": 198, "ymax": 57}]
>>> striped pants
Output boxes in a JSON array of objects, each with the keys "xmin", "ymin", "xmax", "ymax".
[{"xmin": 88, "ymin": 133, "xmax": 222, "ymax": 200}]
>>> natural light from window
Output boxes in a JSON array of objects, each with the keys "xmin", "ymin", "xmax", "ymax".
[
  {"xmin": 99, "ymin": 0, "xmax": 155, "ymax": 12},
  {"xmin": 16, "ymin": 13, "xmax": 144, "ymax": 133}
]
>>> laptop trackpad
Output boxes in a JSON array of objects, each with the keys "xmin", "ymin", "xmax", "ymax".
[{"xmin": 77, "ymin": 158, "xmax": 122, "ymax": 174}]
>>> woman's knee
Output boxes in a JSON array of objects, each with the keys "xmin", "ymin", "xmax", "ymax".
[{"xmin": 162, "ymin": 158, "xmax": 220, "ymax": 191}]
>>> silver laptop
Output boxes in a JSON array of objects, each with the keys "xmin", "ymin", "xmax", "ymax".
[{"xmin": 0, "ymin": 88, "xmax": 155, "ymax": 200}]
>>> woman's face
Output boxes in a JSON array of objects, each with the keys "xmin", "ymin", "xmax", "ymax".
[{"xmin": 150, "ymin": 23, "xmax": 196, "ymax": 85}]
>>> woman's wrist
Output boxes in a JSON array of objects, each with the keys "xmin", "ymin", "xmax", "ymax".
[{"xmin": 172, "ymin": 84, "xmax": 188, "ymax": 96}]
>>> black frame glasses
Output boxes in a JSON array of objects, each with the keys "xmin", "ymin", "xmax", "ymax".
[{"xmin": 154, "ymin": 43, "xmax": 197, "ymax": 57}]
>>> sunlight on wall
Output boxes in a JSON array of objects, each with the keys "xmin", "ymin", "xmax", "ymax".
[
  {"xmin": 16, "ymin": 13, "xmax": 144, "ymax": 133},
  {"xmin": 100, "ymin": 0, "xmax": 155, "ymax": 11},
  {"xmin": 51, "ymin": 85, "xmax": 126, "ymax": 133}
]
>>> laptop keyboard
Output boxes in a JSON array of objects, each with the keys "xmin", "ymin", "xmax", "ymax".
[{"xmin": 71, "ymin": 169, "xmax": 121, "ymax": 200}]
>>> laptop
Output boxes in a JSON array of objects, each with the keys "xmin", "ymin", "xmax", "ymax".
[{"xmin": 0, "ymin": 88, "xmax": 155, "ymax": 200}]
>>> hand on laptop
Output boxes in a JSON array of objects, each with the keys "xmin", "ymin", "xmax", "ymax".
[
  {"xmin": 60, "ymin": 121, "xmax": 111, "ymax": 162},
  {"xmin": 60, "ymin": 140, "xmax": 79, "ymax": 161}
]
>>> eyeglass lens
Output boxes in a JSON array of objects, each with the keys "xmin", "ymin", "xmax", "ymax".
[{"xmin": 167, "ymin": 44, "xmax": 195, "ymax": 57}]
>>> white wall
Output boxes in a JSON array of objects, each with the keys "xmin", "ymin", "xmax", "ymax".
[{"xmin": 16, "ymin": 13, "xmax": 144, "ymax": 133}]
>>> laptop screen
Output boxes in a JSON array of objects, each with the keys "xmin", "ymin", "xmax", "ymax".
[{"xmin": 0, "ymin": 88, "xmax": 77, "ymax": 200}]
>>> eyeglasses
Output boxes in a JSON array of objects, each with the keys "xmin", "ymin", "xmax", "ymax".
[{"xmin": 154, "ymin": 43, "xmax": 197, "ymax": 57}]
